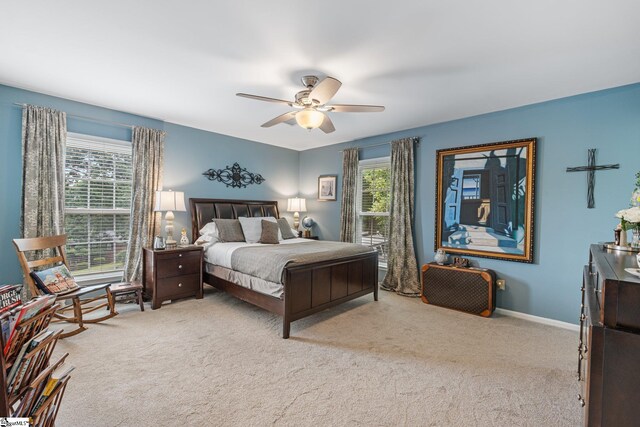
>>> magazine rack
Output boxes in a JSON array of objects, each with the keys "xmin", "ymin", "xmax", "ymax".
[{"xmin": 0, "ymin": 303, "xmax": 70, "ymax": 426}]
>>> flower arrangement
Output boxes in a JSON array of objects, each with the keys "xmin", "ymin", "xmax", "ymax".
[
  {"xmin": 616, "ymin": 171, "xmax": 640, "ymax": 247},
  {"xmin": 632, "ymin": 171, "xmax": 640, "ymax": 207},
  {"xmin": 616, "ymin": 207, "xmax": 640, "ymax": 231}
]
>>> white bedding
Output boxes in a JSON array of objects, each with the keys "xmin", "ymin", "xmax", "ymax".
[{"xmin": 203, "ymin": 238, "xmax": 314, "ymax": 269}]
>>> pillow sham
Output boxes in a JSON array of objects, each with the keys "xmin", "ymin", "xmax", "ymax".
[
  {"xmin": 211, "ymin": 219, "xmax": 245, "ymax": 242},
  {"xmin": 259, "ymin": 220, "xmax": 280, "ymax": 244},
  {"xmin": 30, "ymin": 264, "xmax": 80, "ymax": 295},
  {"xmin": 277, "ymin": 218, "xmax": 297, "ymax": 240},
  {"xmin": 238, "ymin": 217, "xmax": 281, "ymax": 243}
]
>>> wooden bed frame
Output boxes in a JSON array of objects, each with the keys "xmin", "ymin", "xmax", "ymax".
[{"xmin": 190, "ymin": 198, "xmax": 378, "ymax": 338}]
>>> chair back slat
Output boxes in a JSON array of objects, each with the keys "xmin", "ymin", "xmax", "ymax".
[
  {"xmin": 12, "ymin": 235, "xmax": 67, "ymax": 252},
  {"xmin": 27, "ymin": 256, "xmax": 64, "ymax": 269}
]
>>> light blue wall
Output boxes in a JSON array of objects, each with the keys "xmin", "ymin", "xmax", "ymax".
[
  {"xmin": 162, "ymin": 123, "xmax": 300, "ymax": 238},
  {"xmin": 0, "ymin": 84, "xmax": 299, "ymax": 284},
  {"xmin": 299, "ymin": 83, "xmax": 640, "ymax": 324},
  {"xmin": 2, "ymin": 82, "xmax": 639, "ymax": 323}
]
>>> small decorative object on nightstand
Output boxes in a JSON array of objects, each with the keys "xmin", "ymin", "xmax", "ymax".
[
  {"xmin": 301, "ymin": 216, "xmax": 315, "ymax": 238},
  {"xmin": 142, "ymin": 246, "xmax": 203, "ymax": 310},
  {"xmin": 179, "ymin": 228, "xmax": 190, "ymax": 246}
]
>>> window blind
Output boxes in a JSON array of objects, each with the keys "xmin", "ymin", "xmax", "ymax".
[
  {"xmin": 356, "ymin": 158, "xmax": 391, "ymax": 266},
  {"xmin": 64, "ymin": 134, "xmax": 132, "ymax": 276}
]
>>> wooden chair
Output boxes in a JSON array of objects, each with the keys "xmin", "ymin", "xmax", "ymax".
[{"xmin": 13, "ymin": 234, "xmax": 118, "ymax": 338}]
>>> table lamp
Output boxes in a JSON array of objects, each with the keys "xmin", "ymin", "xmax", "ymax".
[
  {"xmin": 287, "ymin": 197, "xmax": 307, "ymax": 230},
  {"xmin": 154, "ymin": 190, "xmax": 186, "ymax": 247}
]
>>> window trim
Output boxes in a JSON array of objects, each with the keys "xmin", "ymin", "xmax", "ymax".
[{"xmin": 356, "ymin": 156, "xmax": 391, "ymax": 268}]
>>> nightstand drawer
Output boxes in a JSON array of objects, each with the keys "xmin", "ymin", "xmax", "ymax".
[
  {"xmin": 156, "ymin": 274, "xmax": 200, "ymax": 300},
  {"xmin": 156, "ymin": 254, "xmax": 200, "ymax": 278}
]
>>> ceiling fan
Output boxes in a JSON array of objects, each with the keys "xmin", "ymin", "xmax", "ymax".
[{"xmin": 236, "ymin": 75, "xmax": 385, "ymax": 134}]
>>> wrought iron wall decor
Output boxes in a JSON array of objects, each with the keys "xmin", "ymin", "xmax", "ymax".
[{"xmin": 202, "ymin": 163, "xmax": 265, "ymax": 188}]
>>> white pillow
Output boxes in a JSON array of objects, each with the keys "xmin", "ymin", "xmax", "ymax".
[
  {"xmin": 194, "ymin": 234, "xmax": 217, "ymax": 249},
  {"xmin": 199, "ymin": 221, "xmax": 219, "ymax": 237},
  {"xmin": 238, "ymin": 217, "xmax": 281, "ymax": 243}
]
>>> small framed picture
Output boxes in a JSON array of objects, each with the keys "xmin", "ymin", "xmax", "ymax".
[{"xmin": 318, "ymin": 175, "xmax": 337, "ymax": 201}]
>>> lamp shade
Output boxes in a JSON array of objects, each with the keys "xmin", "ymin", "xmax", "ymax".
[
  {"xmin": 287, "ymin": 197, "xmax": 307, "ymax": 213},
  {"xmin": 295, "ymin": 108, "xmax": 324, "ymax": 130},
  {"xmin": 154, "ymin": 190, "xmax": 186, "ymax": 212}
]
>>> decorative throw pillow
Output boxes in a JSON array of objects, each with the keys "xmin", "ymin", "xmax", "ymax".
[
  {"xmin": 238, "ymin": 217, "xmax": 281, "ymax": 243},
  {"xmin": 211, "ymin": 219, "xmax": 245, "ymax": 242},
  {"xmin": 259, "ymin": 220, "xmax": 280, "ymax": 244},
  {"xmin": 277, "ymin": 218, "xmax": 297, "ymax": 239},
  {"xmin": 30, "ymin": 264, "xmax": 80, "ymax": 295}
]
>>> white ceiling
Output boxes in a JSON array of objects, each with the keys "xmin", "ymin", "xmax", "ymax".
[{"xmin": 1, "ymin": 1, "xmax": 639, "ymax": 151}]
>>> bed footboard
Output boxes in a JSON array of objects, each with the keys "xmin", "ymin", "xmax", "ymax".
[{"xmin": 282, "ymin": 252, "xmax": 379, "ymax": 338}]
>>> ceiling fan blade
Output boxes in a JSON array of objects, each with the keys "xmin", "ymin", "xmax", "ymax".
[
  {"xmin": 309, "ymin": 77, "xmax": 342, "ymax": 105},
  {"xmin": 261, "ymin": 111, "xmax": 297, "ymax": 128},
  {"xmin": 319, "ymin": 114, "xmax": 336, "ymax": 134},
  {"xmin": 328, "ymin": 104, "xmax": 385, "ymax": 113},
  {"xmin": 237, "ymin": 93, "xmax": 292, "ymax": 105}
]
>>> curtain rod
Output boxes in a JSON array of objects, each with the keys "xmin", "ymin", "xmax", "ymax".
[
  {"xmin": 13, "ymin": 103, "xmax": 134, "ymax": 130},
  {"xmin": 338, "ymin": 137, "xmax": 420, "ymax": 153}
]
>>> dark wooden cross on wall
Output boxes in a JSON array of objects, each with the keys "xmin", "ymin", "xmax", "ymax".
[{"xmin": 566, "ymin": 149, "xmax": 619, "ymax": 209}]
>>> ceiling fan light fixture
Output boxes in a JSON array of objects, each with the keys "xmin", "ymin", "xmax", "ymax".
[{"xmin": 295, "ymin": 108, "xmax": 324, "ymax": 130}]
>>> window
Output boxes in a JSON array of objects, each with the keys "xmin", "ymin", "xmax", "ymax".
[
  {"xmin": 64, "ymin": 133, "xmax": 132, "ymax": 278},
  {"xmin": 462, "ymin": 174, "xmax": 481, "ymax": 200},
  {"xmin": 356, "ymin": 157, "xmax": 391, "ymax": 267}
]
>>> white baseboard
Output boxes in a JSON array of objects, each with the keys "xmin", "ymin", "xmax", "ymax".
[{"xmin": 495, "ymin": 308, "xmax": 579, "ymax": 332}]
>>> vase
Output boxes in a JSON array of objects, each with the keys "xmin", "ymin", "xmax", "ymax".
[
  {"xmin": 620, "ymin": 228, "xmax": 628, "ymax": 247},
  {"xmin": 632, "ymin": 228, "xmax": 640, "ymax": 248}
]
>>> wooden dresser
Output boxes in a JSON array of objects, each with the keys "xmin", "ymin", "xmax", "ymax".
[
  {"xmin": 143, "ymin": 246, "xmax": 204, "ymax": 310},
  {"xmin": 579, "ymin": 244, "xmax": 640, "ymax": 426}
]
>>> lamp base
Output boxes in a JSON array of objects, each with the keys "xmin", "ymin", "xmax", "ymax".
[{"xmin": 293, "ymin": 211, "xmax": 300, "ymax": 230}]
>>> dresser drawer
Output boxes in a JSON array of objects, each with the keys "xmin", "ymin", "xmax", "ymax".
[
  {"xmin": 156, "ymin": 253, "xmax": 201, "ymax": 278},
  {"xmin": 156, "ymin": 274, "xmax": 200, "ymax": 300}
]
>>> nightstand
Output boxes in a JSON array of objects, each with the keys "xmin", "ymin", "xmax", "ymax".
[
  {"xmin": 303, "ymin": 235, "xmax": 319, "ymax": 240},
  {"xmin": 142, "ymin": 246, "xmax": 203, "ymax": 310}
]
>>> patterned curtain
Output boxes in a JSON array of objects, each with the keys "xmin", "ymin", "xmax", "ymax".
[
  {"xmin": 21, "ymin": 105, "xmax": 67, "ymax": 239},
  {"xmin": 123, "ymin": 127, "xmax": 165, "ymax": 282},
  {"xmin": 339, "ymin": 148, "xmax": 359, "ymax": 243},
  {"xmin": 381, "ymin": 137, "xmax": 420, "ymax": 296}
]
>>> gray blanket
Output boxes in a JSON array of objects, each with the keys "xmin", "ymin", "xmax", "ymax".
[{"xmin": 230, "ymin": 241, "xmax": 375, "ymax": 283}]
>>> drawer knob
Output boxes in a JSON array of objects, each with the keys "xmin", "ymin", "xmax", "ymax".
[
  {"xmin": 179, "ymin": 253, "xmax": 183, "ymax": 257},
  {"xmin": 178, "ymin": 265, "xmax": 183, "ymax": 269},
  {"xmin": 578, "ymin": 395, "xmax": 585, "ymax": 407},
  {"xmin": 178, "ymin": 283, "xmax": 183, "ymax": 287}
]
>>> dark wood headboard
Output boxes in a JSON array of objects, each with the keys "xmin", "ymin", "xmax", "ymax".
[{"xmin": 189, "ymin": 198, "xmax": 280, "ymax": 239}]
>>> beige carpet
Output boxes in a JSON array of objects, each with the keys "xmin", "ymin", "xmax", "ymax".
[{"xmin": 53, "ymin": 287, "xmax": 582, "ymax": 426}]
